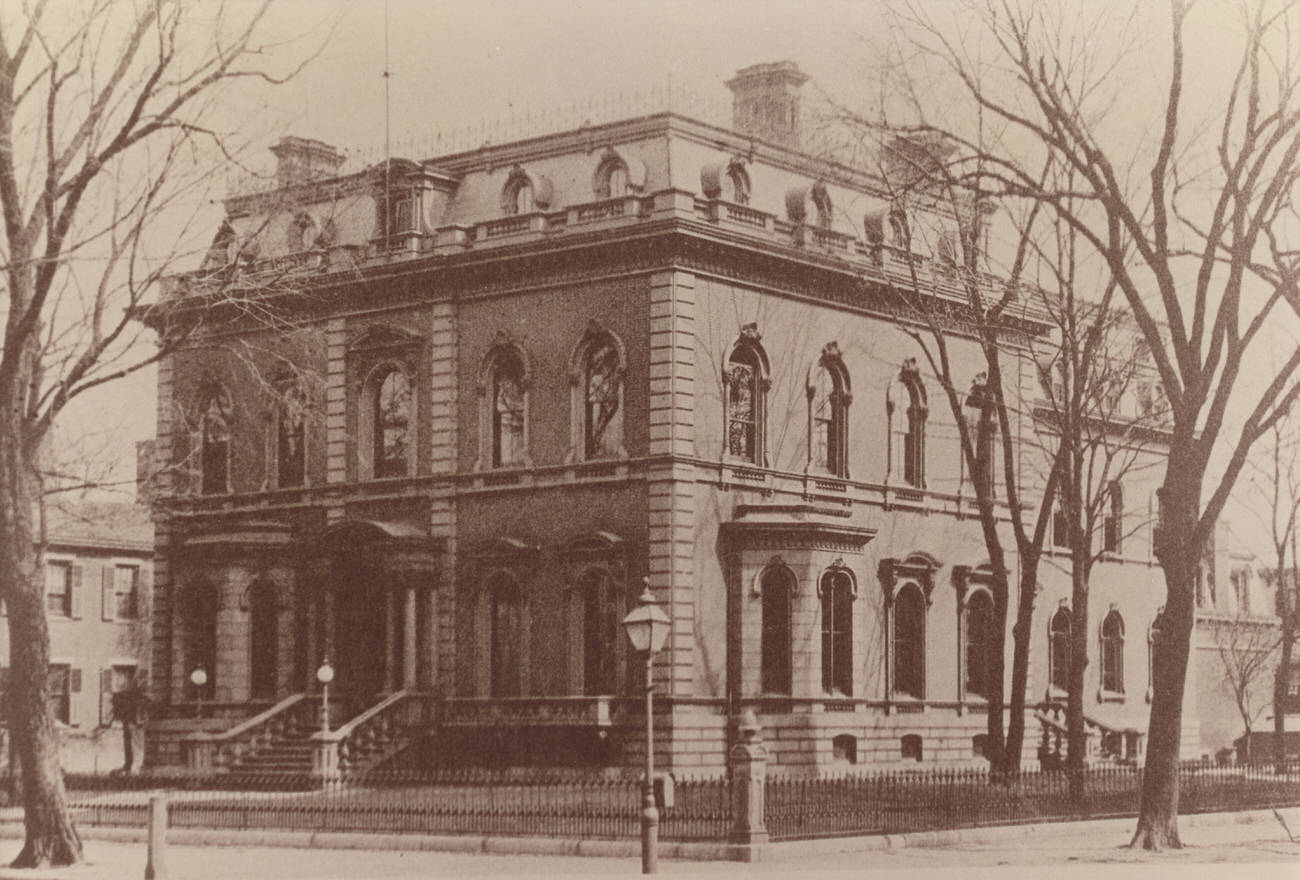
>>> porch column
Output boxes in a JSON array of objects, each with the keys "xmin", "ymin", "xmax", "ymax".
[
  {"xmin": 384, "ymin": 587, "xmax": 398, "ymax": 692},
  {"xmin": 322, "ymin": 587, "xmax": 336, "ymax": 666},
  {"xmin": 303, "ymin": 599, "xmax": 318, "ymax": 691},
  {"xmin": 403, "ymin": 585, "xmax": 417, "ymax": 689}
]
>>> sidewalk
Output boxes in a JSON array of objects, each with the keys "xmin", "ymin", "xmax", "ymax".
[{"xmin": 0, "ymin": 808, "xmax": 1294, "ymax": 879}]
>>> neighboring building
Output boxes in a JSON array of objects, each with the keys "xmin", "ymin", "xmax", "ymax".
[
  {"xmin": 1, "ymin": 502, "xmax": 153, "ymax": 773},
  {"xmin": 144, "ymin": 62, "xmax": 1202, "ymax": 776}
]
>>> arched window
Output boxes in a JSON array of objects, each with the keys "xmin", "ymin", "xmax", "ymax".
[
  {"xmin": 199, "ymin": 387, "xmax": 232, "ymax": 495},
  {"xmin": 487, "ymin": 573, "xmax": 522, "ymax": 697},
  {"xmin": 248, "ymin": 579, "xmax": 279, "ymax": 700},
  {"xmin": 809, "ymin": 345, "xmax": 850, "ymax": 477},
  {"xmin": 372, "ymin": 368, "xmax": 411, "ymax": 478},
  {"xmin": 505, "ymin": 178, "xmax": 534, "ymax": 215},
  {"xmin": 821, "ymin": 568, "xmax": 855, "ymax": 695},
  {"xmin": 276, "ymin": 385, "xmax": 307, "ymax": 489},
  {"xmin": 811, "ymin": 181, "xmax": 832, "ymax": 230},
  {"xmin": 1103, "ymin": 481, "xmax": 1123, "ymax": 553},
  {"xmin": 725, "ymin": 163, "xmax": 750, "ymax": 205},
  {"xmin": 725, "ymin": 327, "xmax": 769, "ymax": 464},
  {"xmin": 185, "ymin": 581, "xmax": 218, "ymax": 701},
  {"xmin": 579, "ymin": 568, "xmax": 620, "ymax": 696},
  {"xmin": 595, "ymin": 157, "xmax": 630, "ymax": 199},
  {"xmin": 967, "ymin": 374, "xmax": 996, "ymax": 497},
  {"xmin": 1049, "ymin": 606, "xmax": 1072, "ymax": 692},
  {"xmin": 582, "ymin": 337, "xmax": 623, "ymax": 459},
  {"xmin": 965, "ymin": 590, "xmax": 994, "ymax": 698},
  {"xmin": 893, "ymin": 584, "xmax": 925, "ymax": 699},
  {"xmin": 491, "ymin": 348, "xmax": 527, "ymax": 467},
  {"xmin": 760, "ymin": 565, "xmax": 794, "ymax": 696},
  {"xmin": 890, "ymin": 363, "xmax": 927, "ymax": 488},
  {"xmin": 1100, "ymin": 609, "xmax": 1125, "ymax": 694},
  {"xmin": 1148, "ymin": 607, "xmax": 1165, "ymax": 699}
]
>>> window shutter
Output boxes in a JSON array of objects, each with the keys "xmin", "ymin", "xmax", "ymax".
[
  {"xmin": 99, "ymin": 669, "xmax": 113, "ymax": 726},
  {"xmin": 69, "ymin": 668, "xmax": 82, "ymax": 726},
  {"xmin": 138, "ymin": 567, "xmax": 151, "ymax": 617},
  {"xmin": 70, "ymin": 564, "xmax": 83, "ymax": 619},
  {"xmin": 101, "ymin": 565, "xmax": 115, "ymax": 622}
]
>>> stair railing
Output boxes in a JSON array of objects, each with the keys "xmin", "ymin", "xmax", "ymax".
[{"xmin": 185, "ymin": 693, "xmax": 310, "ymax": 772}]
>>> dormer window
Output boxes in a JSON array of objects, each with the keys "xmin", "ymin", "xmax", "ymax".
[
  {"xmin": 595, "ymin": 157, "xmax": 629, "ymax": 199},
  {"xmin": 501, "ymin": 167, "xmax": 553, "ymax": 216},
  {"xmin": 725, "ymin": 163, "xmax": 751, "ymax": 205}
]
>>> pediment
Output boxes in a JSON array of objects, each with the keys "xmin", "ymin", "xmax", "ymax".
[{"xmin": 346, "ymin": 324, "xmax": 423, "ymax": 354}]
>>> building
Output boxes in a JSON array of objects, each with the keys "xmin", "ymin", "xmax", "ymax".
[
  {"xmin": 144, "ymin": 62, "xmax": 1201, "ymax": 776},
  {"xmin": 2, "ymin": 502, "xmax": 153, "ymax": 773}
]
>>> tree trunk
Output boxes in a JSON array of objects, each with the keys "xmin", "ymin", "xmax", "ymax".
[
  {"xmin": 1276, "ymin": 621, "xmax": 1294, "ymax": 774},
  {"xmin": 1131, "ymin": 488, "xmax": 1197, "ymax": 851},
  {"xmin": 1004, "ymin": 554, "xmax": 1040, "ymax": 776},
  {"xmin": 973, "ymin": 506, "xmax": 1009, "ymax": 771},
  {"xmin": 1067, "ymin": 542, "xmax": 1090, "ymax": 803},
  {"xmin": 0, "ymin": 418, "xmax": 82, "ymax": 867}
]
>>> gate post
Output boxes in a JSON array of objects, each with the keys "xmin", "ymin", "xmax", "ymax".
[{"xmin": 728, "ymin": 709, "xmax": 769, "ymax": 845}]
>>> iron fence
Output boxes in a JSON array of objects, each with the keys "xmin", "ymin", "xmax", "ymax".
[
  {"xmin": 0, "ymin": 761, "xmax": 1293, "ymax": 844},
  {"xmin": 765, "ymin": 762, "xmax": 1300, "ymax": 841},
  {"xmin": 54, "ymin": 769, "xmax": 730, "ymax": 842}
]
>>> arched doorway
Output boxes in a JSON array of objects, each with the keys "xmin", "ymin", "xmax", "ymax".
[
  {"xmin": 328, "ymin": 552, "xmax": 388, "ymax": 701},
  {"xmin": 248, "ymin": 579, "xmax": 279, "ymax": 700},
  {"xmin": 315, "ymin": 520, "xmax": 439, "ymax": 708}
]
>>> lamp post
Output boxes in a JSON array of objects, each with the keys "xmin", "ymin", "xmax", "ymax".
[
  {"xmin": 621, "ymin": 580, "xmax": 670, "ymax": 875},
  {"xmin": 317, "ymin": 659, "xmax": 335, "ymax": 733},
  {"xmin": 189, "ymin": 668, "xmax": 207, "ymax": 720}
]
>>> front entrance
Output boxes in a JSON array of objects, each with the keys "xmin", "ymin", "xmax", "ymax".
[{"xmin": 330, "ymin": 555, "xmax": 388, "ymax": 702}]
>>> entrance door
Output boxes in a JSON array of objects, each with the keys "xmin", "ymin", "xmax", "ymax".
[{"xmin": 330, "ymin": 557, "xmax": 387, "ymax": 703}]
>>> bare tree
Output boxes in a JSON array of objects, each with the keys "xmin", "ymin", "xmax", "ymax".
[
  {"xmin": 0, "ymin": 2, "xmax": 319, "ymax": 866},
  {"xmin": 1208, "ymin": 609, "xmax": 1279, "ymax": 763},
  {"xmin": 1250, "ymin": 419, "xmax": 1300, "ymax": 770},
  {"xmin": 876, "ymin": 0, "xmax": 1300, "ymax": 848}
]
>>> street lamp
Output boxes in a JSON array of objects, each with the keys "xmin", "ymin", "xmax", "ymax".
[
  {"xmin": 189, "ymin": 668, "xmax": 207, "ymax": 720},
  {"xmin": 621, "ymin": 580, "xmax": 670, "ymax": 875},
  {"xmin": 317, "ymin": 659, "xmax": 335, "ymax": 733}
]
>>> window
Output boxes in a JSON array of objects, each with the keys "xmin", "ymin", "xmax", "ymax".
[
  {"xmin": 1049, "ymin": 607, "xmax": 1072, "ymax": 692},
  {"xmin": 46, "ymin": 561, "xmax": 73, "ymax": 617},
  {"xmin": 372, "ymin": 368, "xmax": 411, "ymax": 478},
  {"xmin": 492, "ymin": 350, "xmax": 527, "ymax": 467},
  {"xmin": 582, "ymin": 337, "xmax": 623, "ymax": 459},
  {"xmin": 185, "ymin": 581, "xmax": 218, "ymax": 701},
  {"xmin": 965, "ymin": 590, "xmax": 994, "ymax": 698},
  {"xmin": 967, "ymin": 375, "xmax": 996, "ymax": 497},
  {"xmin": 1052, "ymin": 506, "xmax": 1069, "ymax": 548},
  {"xmin": 1148, "ymin": 608, "xmax": 1165, "ymax": 698},
  {"xmin": 276, "ymin": 385, "xmax": 307, "ymax": 489},
  {"xmin": 1100, "ymin": 610, "xmax": 1125, "ymax": 694},
  {"xmin": 832, "ymin": 734, "xmax": 858, "ymax": 764},
  {"xmin": 725, "ymin": 328, "xmax": 768, "ymax": 463},
  {"xmin": 890, "ymin": 363, "xmax": 927, "ymax": 488},
  {"xmin": 380, "ymin": 190, "xmax": 417, "ymax": 237},
  {"xmin": 1103, "ymin": 482, "xmax": 1123, "ymax": 554},
  {"xmin": 100, "ymin": 664, "xmax": 138, "ymax": 726},
  {"xmin": 199, "ymin": 388, "xmax": 232, "ymax": 495},
  {"xmin": 1233, "ymin": 568, "xmax": 1251, "ymax": 615},
  {"xmin": 900, "ymin": 733, "xmax": 923, "ymax": 762},
  {"xmin": 488, "ymin": 573, "xmax": 522, "ymax": 697},
  {"xmin": 893, "ymin": 584, "xmax": 925, "ymax": 699},
  {"xmin": 579, "ymin": 569, "xmax": 620, "ymax": 696},
  {"xmin": 811, "ymin": 182, "xmax": 832, "ymax": 230},
  {"xmin": 48, "ymin": 664, "xmax": 75, "ymax": 725},
  {"xmin": 820, "ymin": 569, "xmax": 855, "ymax": 695},
  {"xmin": 595, "ymin": 157, "xmax": 630, "ymax": 199},
  {"xmin": 725, "ymin": 164, "xmax": 750, "ymax": 205},
  {"xmin": 809, "ymin": 346, "xmax": 850, "ymax": 477},
  {"xmin": 760, "ymin": 566, "xmax": 794, "ymax": 696},
  {"xmin": 113, "ymin": 565, "xmax": 139, "ymax": 619},
  {"xmin": 501, "ymin": 167, "xmax": 551, "ymax": 216}
]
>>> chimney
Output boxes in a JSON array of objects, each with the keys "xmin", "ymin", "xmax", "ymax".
[
  {"xmin": 270, "ymin": 136, "xmax": 346, "ymax": 188},
  {"xmin": 725, "ymin": 61, "xmax": 809, "ymax": 150}
]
